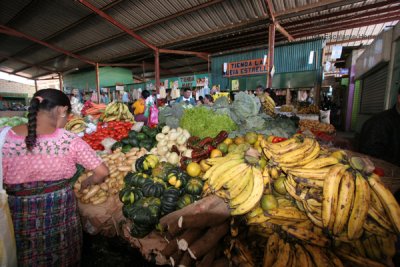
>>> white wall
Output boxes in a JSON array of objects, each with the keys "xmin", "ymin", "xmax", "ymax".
[{"xmin": 0, "ymin": 79, "xmax": 35, "ymax": 97}]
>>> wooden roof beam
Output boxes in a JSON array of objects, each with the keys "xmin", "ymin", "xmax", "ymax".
[
  {"xmin": 264, "ymin": 0, "xmax": 294, "ymax": 41},
  {"xmin": 326, "ymin": 37, "xmax": 376, "ymax": 45}
]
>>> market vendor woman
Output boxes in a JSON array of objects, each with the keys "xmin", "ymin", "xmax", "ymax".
[{"xmin": 1, "ymin": 89, "xmax": 109, "ymax": 266}]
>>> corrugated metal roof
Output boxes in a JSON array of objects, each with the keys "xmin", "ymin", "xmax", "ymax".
[{"xmin": 0, "ymin": 0, "xmax": 399, "ymax": 79}]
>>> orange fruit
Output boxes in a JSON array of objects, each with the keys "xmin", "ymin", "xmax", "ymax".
[
  {"xmin": 223, "ymin": 138, "xmax": 233, "ymax": 145},
  {"xmin": 186, "ymin": 162, "xmax": 201, "ymax": 177},
  {"xmin": 210, "ymin": 149, "xmax": 223, "ymax": 158},
  {"xmin": 234, "ymin": 136, "xmax": 245, "ymax": 145}
]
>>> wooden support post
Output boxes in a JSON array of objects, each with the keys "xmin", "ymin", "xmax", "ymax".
[
  {"xmin": 34, "ymin": 79, "xmax": 38, "ymax": 92},
  {"xmin": 58, "ymin": 73, "xmax": 63, "ymax": 91},
  {"xmin": 95, "ymin": 63, "xmax": 101, "ymax": 103},
  {"xmin": 155, "ymin": 48, "xmax": 160, "ymax": 94},
  {"xmin": 267, "ymin": 23, "xmax": 275, "ymax": 88}
]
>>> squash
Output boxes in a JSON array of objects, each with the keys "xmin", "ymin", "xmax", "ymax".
[
  {"xmin": 177, "ymin": 194, "xmax": 195, "ymax": 210},
  {"xmin": 165, "ymin": 169, "xmax": 188, "ymax": 189},
  {"xmin": 129, "ymin": 197, "xmax": 161, "ymax": 226},
  {"xmin": 161, "ymin": 187, "xmax": 181, "ymax": 216},
  {"xmin": 119, "ymin": 187, "xmax": 143, "ymax": 205},
  {"xmin": 142, "ymin": 178, "xmax": 166, "ymax": 197},
  {"xmin": 185, "ymin": 178, "xmax": 204, "ymax": 196},
  {"xmin": 124, "ymin": 172, "xmax": 150, "ymax": 187}
]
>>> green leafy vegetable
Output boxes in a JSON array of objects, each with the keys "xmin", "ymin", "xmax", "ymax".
[{"xmin": 180, "ymin": 107, "xmax": 237, "ymax": 138}]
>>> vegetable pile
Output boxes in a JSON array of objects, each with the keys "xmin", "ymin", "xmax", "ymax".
[
  {"xmin": 180, "ymin": 107, "xmax": 237, "ymax": 139},
  {"xmin": 82, "ymin": 121, "xmax": 133, "ymax": 151},
  {"xmin": 112, "ymin": 125, "xmax": 160, "ymax": 153},
  {"xmin": 120, "ymin": 158, "xmax": 204, "ymax": 238},
  {"xmin": 0, "ymin": 116, "xmax": 28, "ymax": 127}
]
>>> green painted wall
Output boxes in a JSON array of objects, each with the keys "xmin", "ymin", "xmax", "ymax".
[
  {"xmin": 63, "ymin": 67, "xmax": 133, "ymax": 90},
  {"xmin": 351, "ymin": 80, "xmax": 361, "ymax": 132},
  {"xmin": 211, "ymin": 39, "xmax": 324, "ymax": 90}
]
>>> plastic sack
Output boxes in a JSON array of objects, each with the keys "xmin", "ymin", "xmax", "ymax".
[
  {"xmin": 320, "ymin": 110, "xmax": 331, "ymax": 124},
  {"xmin": 131, "ymin": 121, "xmax": 144, "ymax": 132},
  {"xmin": 0, "ymin": 193, "xmax": 17, "ymax": 267},
  {"xmin": 101, "ymin": 138, "xmax": 117, "ymax": 154},
  {"xmin": 144, "ymin": 103, "xmax": 150, "ymax": 118},
  {"xmin": 148, "ymin": 105, "xmax": 159, "ymax": 128}
]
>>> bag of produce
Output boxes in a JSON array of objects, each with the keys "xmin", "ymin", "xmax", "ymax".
[
  {"xmin": 320, "ymin": 109, "xmax": 330, "ymax": 124},
  {"xmin": 148, "ymin": 105, "xmax": 159, "ymax": 128}
]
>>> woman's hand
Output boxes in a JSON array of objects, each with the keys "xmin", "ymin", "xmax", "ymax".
[{"xmin": 80, "ymin": 176, "xmax": 94, "ymax": 191}]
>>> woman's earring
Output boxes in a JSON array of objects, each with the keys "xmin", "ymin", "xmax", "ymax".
[{"xmin": 61, "ymin": 114, "xmax": 66, "ymax": 118}]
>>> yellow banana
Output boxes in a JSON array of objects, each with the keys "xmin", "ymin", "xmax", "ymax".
[
  {"xmin": 368, "ymin": 174, "xmax": 400, "ymax": 234},
  {"xmin": 283, "ymin": 179, "xmax": 302, "ymax": 202},
  {"xmin": 303, "ymin": 156, "xmax": 340, "ymax": 169},
  {"xmin": 277, "ymin": 198, "xmax": 294, "ymax": 208},
  {"xmin": 303, "ymin": 201, "xmax": 323, "ymax": 228},
  {"xmin": 291, "ymin": 175, "xmax": 324, "ymax": 188},
  {"xmin": 333, "ymin": 169, "xmax": 355, "ymax": 235},
  {"xmin": 231, "ymin": 166, "xmax": 264, "ymax": 215},
  {"xmin": 377, "ymin": 234, "xmax": 396, "ymax": 262},
  {"xmin": 230, "ymin": 168, "xmax": 254, "ymax": 207},
  {"xmin": 262, "ymin": 167, "xmax": 272, "ymax": 194},
  {"xmin": 273, "ymin": 138, "xmax": 315, "ymax": 165},
  {"xmin": 211, "ymin": 162, "xmax": 249, "ymax": 190},
  {"xmin": 206, "ymin": 158, "xmax": 244, "ymax": 184},
  {"xmin": 335, "ymin": 247, "xmax": 386, "ymax": 267},
  {"xmin": 322, "ymin": 164, "xmax": 347, "ymax": 230},
  {"xmin": 353, "ymin": 239, "xmax": 367, "ymax": 257},
  {"xmin": 326, "ymin": 249, "xmax": 344, "ymax": 267},
  {"xmin": 271, "ymin": 239, "xmax": 291, "ymax": 267},
  {"xmin": 225, "ymin": 166, "xmax": 252, "ymax": 199},
  {"xmin": 282, "ymin": 225, "xmax": 331, "ymax": 248},
  {"xmin": 266, "ymin": 207, "xmax": 308, "ymax": 221},
  {"xmin": 363, "ymin": 218, "xmax": 390, "ymax": 237},
  {"xmin": 246, "ymin": 206, "xmax": 263, "ymax": 219},
  {"xmin": 362, "ymin": 236, "xmax": 380, "ymax": 260},
  {"xmin": 368, "ymin": 206, "xmax": 393, "ymax": 232},
  {"xmin": 348, "ymin": 171, "xmax": 371, "ymax": 240},
  {"xmin": 294, "ymin": 140, "xmax": 321, "ymax": 167},
  {"xmin": 285, "ymin": 167, "xmax": 331, "ymax": 180},
  {"xmin": 262, "ymin": 233, "xmax": 280, "ymax": 267},
  {"xmin": 370, "ymin": 189, "xmax": 386, "ymax": 211},
  {"xmin": 205, "ymin": 152, "xmax": 243, "ymax": 166},
  {"xmin": 246, "ymin": 213, "xmax": 270, "ymax": 225},
  {"xmin": 303, "ymin": 244, "xmax": 332, "ymax": 266},
  {"xmin": 294, "ymin": 244, "xmax": 312, "ymax": 267}
]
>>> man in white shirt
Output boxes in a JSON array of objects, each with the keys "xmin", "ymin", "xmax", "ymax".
[{"xmin": 175, "ymin": 88, "xmax": 196, "ymax": 105}]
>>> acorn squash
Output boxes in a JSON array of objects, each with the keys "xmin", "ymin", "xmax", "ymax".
[
  {"xmin": 142, "ymin": 178, "xmax": 166, "ymax": 198},
  {"xmin": 160, "ymin": 187, "xmax": 181, "ymax": 216},
  {"xmin": 185, "ymin": 178, "xmax": 204, "ymax": 196},
  {"xmin": 177, "ymin": 194, "xmax": 195, "ymax": 210}
]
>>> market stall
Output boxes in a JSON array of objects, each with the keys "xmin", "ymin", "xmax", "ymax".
[{"xmin": 35, "ymin": 96, "xmax": 397, "ymax": 267}]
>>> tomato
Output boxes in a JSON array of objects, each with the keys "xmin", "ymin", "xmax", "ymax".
[
  {"xmin": 272, "ymin": 137, "xmax": 287, "ymax": 143},
  {"xmin": 373, "ymin": 167, "xmax": 385, "ymax": 177}
]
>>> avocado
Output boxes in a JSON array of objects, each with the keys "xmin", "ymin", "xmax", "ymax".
[{"xmin": 136, "ymin": 132, "xmax": 147, "ymax": 141}]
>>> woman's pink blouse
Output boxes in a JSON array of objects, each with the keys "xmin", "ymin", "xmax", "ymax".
[{"xmin": 2, "ymin": 128, "xmax": 102, "ymax": 184}]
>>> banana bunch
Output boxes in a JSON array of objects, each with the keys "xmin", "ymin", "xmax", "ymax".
[
  {"xmin": 65, "ymin": 117, "xmax": 86, "ymax": 133},
  {"xmin": 259, "ymin": 93, "xmax": 276, "ymax": 117},
  {"xmin": 262, "ymin": 233, "xmax": 343, "ymax": 267},
  {"xmin": 103, "ymin": 102, "xmax": 135, "ymax": 122},
  {"xmin": 202, "ymin": 153, "xmax": 264, "ymax": 216},
  {"xmin": 261, "ymin": 135, "xmax": 321, "ymax": 168}
]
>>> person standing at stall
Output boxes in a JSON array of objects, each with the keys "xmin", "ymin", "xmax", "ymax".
[
  {"xmin": 132, "ymin": 89, "xmax": 151, "ymax": 125},
  {"xmin": 175, "ymin": 88, "xmax": 196, "ymax": 105},
  {"xmin": 1, "ymin": 89, "xmax": 109, "ymax": 266}
]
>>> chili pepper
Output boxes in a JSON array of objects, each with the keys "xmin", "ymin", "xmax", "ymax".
[
  {"xmin": 197, "ymin": 137, "xmax": 214, "ymax": 147},
  {"xmin": 191, "ymin": 148, "xmax": 210, "ymax": 159},
  {"xmin": 212, "ymin": 131, "xmax": 229, "ymax": 147},
  {"xmin": 187, "ymin": 136, "xmax": 201, "ymax": 149}
]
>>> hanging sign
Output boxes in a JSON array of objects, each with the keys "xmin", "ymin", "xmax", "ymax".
[
  {"xmin": 223, "ymin": 58, "xmax": 268, "ymax": 77},
  {"xmin": 180, "ymin": 76, "xmax": 195, "ymax": 88}
]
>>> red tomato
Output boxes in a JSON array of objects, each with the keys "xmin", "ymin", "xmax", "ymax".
[{"xmin": 373, "ymin": 167, "xmax": 385, "ymax": 177}]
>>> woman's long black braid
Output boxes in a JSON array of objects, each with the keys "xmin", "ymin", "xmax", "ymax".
[
  {"xmin": 24, "ymin": 89, "xmax": 71, "ymax": 151},
  {"xmin": 25, "ymin": 98, "xmax": 41, "ymax": 151}
]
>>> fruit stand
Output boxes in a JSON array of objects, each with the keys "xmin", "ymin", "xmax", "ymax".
[{"xmin": 7, "ymin": 99, "xmax": 400, "ymax": 266}]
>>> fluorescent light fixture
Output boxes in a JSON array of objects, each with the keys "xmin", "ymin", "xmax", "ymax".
[
  {"xmin": 308, "ymin": 51, "xmax": 315, "ymax": 65},
  {"xmin": 223, "ymin": 63, "xmax": 228, "ymax": 73},
  {"xmin": 263, "ymin": 55, "xmax": 267, "ymax": 65}
]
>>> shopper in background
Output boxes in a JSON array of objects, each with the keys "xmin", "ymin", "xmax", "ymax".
[
  {"xmin": 204, "ymin": 94, "xmax": 214, "ymax": 106},
  {"xmin": 255, "ymin": 85, "xmax": 264, "ymax": 97},
  {"xmin": 133, "ymin": 89, "xmax": 150, "ymax": 125},
  {"xmin": 1, "ymin": 89, "xmax": 109, "ymax": 266},
  {"xmin": 176, "ymin": 88, "xmax": 196, "ymax": 105},
  {"xmin": 122, "ymin": 91, "xmax": 130, "ymax": 104},
  {"xmin": 165, "ymin": 88, "xmax": 173, "ymax": 105},
  {"xmin": 359, "ymin": 87, "xmax": 400, "ymax": 167},
  {"xmin": 197, "ymin": 96, "xmax": 204, "ymax": 105},
  {"xmin": 264, "ymin": 87, "xmax": 278, "ymax": 103}
]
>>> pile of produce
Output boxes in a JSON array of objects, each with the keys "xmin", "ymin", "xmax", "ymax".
[
  {"xmin": 112, "ymin": 125, "xmax": 160, "ymax": 153},
  {"xmin": 83, "ymin": 121, "xmax": 133, "ymax": 151},
  {"xmin": 103, "ymin": 102, "xmax": 135, "ymax": 122},
  {"xmin": 151, "ymin": 126, "xmax": 192, "ymax": 165},
  {"xmin": 201, "ymin": 134, "xmax": 399, "ymax": 266},
  {"xmin": 74, "ymin": 147, "xmax": 147, "ymax": 205},
  {"xmin": 120, "ymin": 156, "xmax": 204, "ymax": 238},
  {"xmin": 280, "ymin": 105, "xmax": 294, "ymax": 112},
  {"xmin": 65, "ymin": 117, "xmax": 87, "ymax": 134},
  {"xmin": 0, "ymin": 116, "xmax": 28, "ymax": 127},
  {"xmin": 258, "ymin": 93, "xmax": 276, "ymax": 117},
  {"xmin": 81, "ymin": 101, "xmax": 106, "ymax": 120},
  {"xmin": 297, "ymin": 104, "xmax": 320, "ymax": 114},
  {"xmin": 180, "ymin": 106, "xmax": 237, "ymax": 139},
  {"xmin": 299, "ymin": 119, "xmax": 335, "ymax": 134}
]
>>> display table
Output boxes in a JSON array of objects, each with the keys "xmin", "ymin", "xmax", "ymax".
[
  {"xmin": 0, "ymin": 111, "xmax": 25, "ymax": 117},
  {"xmin": 275, "ymin": 111, "xmax": 319, "ymax": 121}
]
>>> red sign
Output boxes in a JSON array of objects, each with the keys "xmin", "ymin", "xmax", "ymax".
[{"xmin": 223, "ymin": 58, "xmax": 267, "ymax": 77}]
